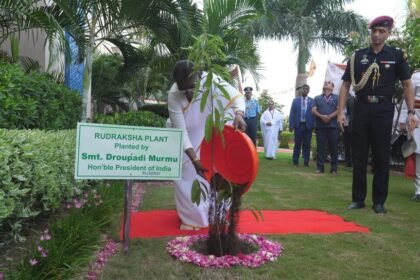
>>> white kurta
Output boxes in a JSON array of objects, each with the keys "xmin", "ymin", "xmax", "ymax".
[
  {"xmin": 167, "ymin": 73, "xmax": 245, "ymax": 227},
  {"xmin": 260, "ymin": 109, "xmax": 283, "ymax": 158}
]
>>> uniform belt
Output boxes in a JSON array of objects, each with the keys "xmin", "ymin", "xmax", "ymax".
[
  {"xmin": 244, "ymin": 116, "xmax": 256, "ymax": 120},
  {"xmin": 359, "ymin": 95, "xmax": 388, "ymax": 104}
]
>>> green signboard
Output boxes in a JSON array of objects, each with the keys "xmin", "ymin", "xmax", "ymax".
[{"xmin": 75, "ymin": 123, "xmax": 183, "ymax": 180}]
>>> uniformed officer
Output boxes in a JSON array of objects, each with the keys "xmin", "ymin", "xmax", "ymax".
[
  {"xmin": 338, "ymin": 15, "xmax": 416, "ymax": 214},
  {"xmin": 244, "ymin": 86, "xmax": 260, "ymax": 146}
]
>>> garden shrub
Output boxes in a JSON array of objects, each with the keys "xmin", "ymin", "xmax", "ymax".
[
  {"xmin": 94, "ymin": 110, "xmax": 166, "ymax": 128},
  {"xmin": 0, "ymin": 129, "xmax": 89, "ymax": 243},
  {"xmin": 257, "ymin": 130, "xmax": 293, "ymax": 149},
  {"xmin": 140, "ymin": 103, "xmax": 169, "ymax": 119},
  {"xmin": 5, "ymin": 182, "xmax": 124, "ymax": 280},
  {"xmin": 0, "ymin": 62, "xmax": 81, "ymax": 130},
  {"xmin": 280, "ymin": 131, "xmax": 293, "ymax": 149}
]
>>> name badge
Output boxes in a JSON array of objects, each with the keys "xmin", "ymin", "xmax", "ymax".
[{"xmin": 361, "ymin": 57, "xmax": 369, "ymax": 64}]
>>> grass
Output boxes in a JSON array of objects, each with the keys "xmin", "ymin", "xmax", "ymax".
[
  {"xmin": 2, "ymin": 182, "xmax": 124, "ymax": 280},
  {"xmin": 100, "ymin": 151, "xmax": 420, "ymax": 280}
]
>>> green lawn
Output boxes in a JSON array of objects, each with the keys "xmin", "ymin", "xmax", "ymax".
[{"xmin": 101, "ymin": 151, "xmax": 420, "ymax": 280}]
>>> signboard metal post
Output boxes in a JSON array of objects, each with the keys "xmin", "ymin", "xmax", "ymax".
[
  {"xmin": 123, "ymin": 180, "xmax": 132, "ymax": 253},
  {"xmin": 74, "ymin": 123, "xmax": 183, "ymax": 252}
]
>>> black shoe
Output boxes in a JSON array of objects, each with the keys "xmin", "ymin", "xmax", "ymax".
[
  {"xmin": 293, "ymin": 162, "xmax": 298, "ymax": 166},
  {"xmin": 315, "ymin": 169, "xmax": 324, "ymax": 174},
  {"xmin": 347, "ymin": 202, "xmax": 365, "ymax": 210},
  {"xmin": 346, "ymin": 162, "xmax": 352, "ymax": 167},
  {"xmin": 372, "ymin": 204, "xmax": 387, "ymax": 214},
  {"xmin": 304, "ymin": 163, "xmax": 309, "ymax": 167},
  {"xmin": 411, "ymin": 194, "xmax": 420, "ymax": 201}
]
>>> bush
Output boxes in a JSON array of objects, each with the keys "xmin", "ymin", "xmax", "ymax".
[
  {"xmin": 257, "ymin": 130, "xmax": 293, "ymax": 149},
  {"xmin": 280, "ymin": 131, "xmax": 293, "ymax": 149},
  {"xmin": 93, "ymin": 110, "xmax": 166, "ymax": 127},
  {"xmin": 0, "ymin": 129, "xmax": 89, "ymax": 243},
  {"xmin": 140, "ymin": 104, "xmax": 169, "ymax": 119},
  {"xmin": 5, "ymin": 182, "xmax": 123, "ymax": 280},
  {"xmin": 0, "ymin": 63, "xmax": 81, "ymax": 130}
]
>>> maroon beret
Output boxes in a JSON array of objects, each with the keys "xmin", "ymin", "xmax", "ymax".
[{"xmin": 368, "ymin": 16, "xmax": 394, "ymax": 29}]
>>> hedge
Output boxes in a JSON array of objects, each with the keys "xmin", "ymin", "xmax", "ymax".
[
  {"xmin": 280, "ymin": 131, "xmax": 293, "ymax": 149},
  {"xmin": 0, "ymin": 129, "xmax": 89, "ymax": 242},
  {"xmin": 140, "ymin": 103, "xmax": 169, "ymax": 119},
  {"xmin": 93, "ymin": 110, "xmax": 166, "ymax": 127},
  {"xmin": 0, "ymin": 63, "xmax": 81, "ymax": 130},
  {"xmin": 257, "ymin": 130, "xmax": 293, "ymax": 149}
]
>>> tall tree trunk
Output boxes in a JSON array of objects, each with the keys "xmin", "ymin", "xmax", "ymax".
[
  {"xmin": 82, "ymin": 49, "xmax": 93, "ymax": 121},
  {"xmin": 295, "ymin": 36, "xmax": 310, "ymax": 96},
  {"xmin": 81, "ymin": 8, "xmax": 96, "ymax": 122}
]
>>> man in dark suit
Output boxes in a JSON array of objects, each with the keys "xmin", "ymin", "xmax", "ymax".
[{"xmin": 289, "ymin": 84, "xmax": 315, "ymax": 166}]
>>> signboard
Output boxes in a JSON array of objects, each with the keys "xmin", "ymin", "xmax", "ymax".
[{"xmin": 75, "ymin": 123, "xmax": 183, "ymax": 180}]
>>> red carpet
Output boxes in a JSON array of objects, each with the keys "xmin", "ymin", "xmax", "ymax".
[{"xmin": 120, "ymin": 210, "xmax": 369, "ymax": 239}]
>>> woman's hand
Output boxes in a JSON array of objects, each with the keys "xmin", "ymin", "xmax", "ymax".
[
  {"xmin": 234, "ymin": 111, "xmax": 246, "ymax": 132},
  {"xmin": 192, "ymin": 159, "xmax": 208, "ymax": 178}
]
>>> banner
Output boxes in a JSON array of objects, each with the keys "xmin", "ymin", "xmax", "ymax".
[{"xmin": 324, "ymin": 62, "xmax": 354, "ymax": 95}]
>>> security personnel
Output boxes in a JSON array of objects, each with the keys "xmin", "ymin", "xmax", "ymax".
[
  {"xmin": 244, "ymin": 86, "xmax": 260, "ymax": 146},
  {"xmin": 338, "ymin": 15, "xmax": 416, "ymax": 214}
]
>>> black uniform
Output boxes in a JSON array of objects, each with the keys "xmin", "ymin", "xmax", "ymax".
[{"xmin": 342, "ymin": 45, "xmax": 411, "ymax": 206}]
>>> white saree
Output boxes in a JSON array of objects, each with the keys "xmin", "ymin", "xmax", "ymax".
[{"xmin": 167, "ymin": 74, "xmax": 245, "ymax": 228}]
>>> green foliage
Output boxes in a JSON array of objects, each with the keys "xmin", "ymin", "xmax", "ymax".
[
  {"xmin": 257, "ymin": 90, "xmax": 284, "ymax": 113},
  {"xmin": 0, "ymin": 62, "xmax": 81, "ymax": 130},
  {"xmin": 403, "ymin": 17, "xmax": 420, "ymax": 71},
  {"xmin": 279, "ymin": 130, "xmax": 293, "ymax": 149},
  {"xmin": 257, "ymin": 130, "xmax": 292, "ymax": 148},
  {"xmin": 343, "ymin": 17, "xmax": 420, "ymax": 72},
  {"xmin": 187, "ymin": 33, "xmax": 233, "ymax": 140},
  {"xmin": 93, "ymin": 111, "xmax": 166, "ymax": 128},
  {"xmin": 387, "ymin": 17, "xmax": 420, "ymax": 72},
  {"xmin": 92, "ymin": 54, "xmax": 130, "ymax": 114},
  {"xmin": 0, "ymin": 129, "xmax": 89, "ymax": 244},
  {"xmin": 140, "ymin": 104, "xmax": 169, "ymax": 119},
  {"xmin": 6, "ymin": 182, "xmax": 123, "ymax": 280},
  {"xmin": 341, "ymin": 31, "xmax": 370, "ymax": 60},
  {"xmin": 261, "ymin": 0, "xmax": 367, "ymax": 85},
  {"xmin": 202, "ymin": 0, "xmax": 264, "ymax": 81}
]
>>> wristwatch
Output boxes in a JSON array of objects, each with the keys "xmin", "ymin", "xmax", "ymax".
[{"xmin": 408, "ymin": 110, "xmax": 416, "ymax": 115}]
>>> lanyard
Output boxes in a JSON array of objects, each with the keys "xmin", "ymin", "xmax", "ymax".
[{"xmin": 324, "ymin": 94, "xmax": 332, "ymax": 103}]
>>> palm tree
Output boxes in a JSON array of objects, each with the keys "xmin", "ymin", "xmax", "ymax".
[
  {"xmin": 202, "ymin": 0, "xmax": 265, "ymax": 83},
  {"xmin": 93, "ymin": 0, "xmax": 265, "ymax": 113},
  {"xmin": 259, "ymin": 0, "xmax": 368, "ymax": 93},
  {"xmin": 0, "ymin": 0, "xmax": 88, "ymax": 68},
  {"xmin": 1, "ymin": 0, "xmax": 268, "ymax": 118},
  {"xmin": 408, "ymin": 0, "xmax": 419, "ymax": 16},
  {"xmin": 0, "ymin": 0, "xmax": 200, "ymax": 120},
  {"xmin": 0, "ymin": 0, "xmax": 122, "ymax": 121}
]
